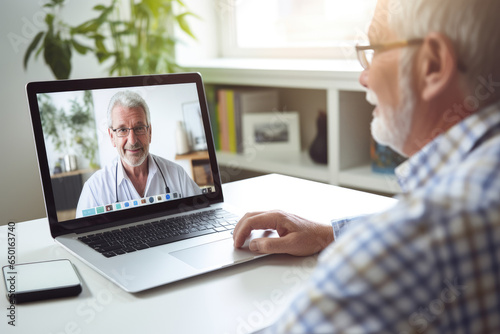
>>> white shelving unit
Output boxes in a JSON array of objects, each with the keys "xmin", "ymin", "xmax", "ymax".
[
  {"xmin": 183, "ymin": 58, "xmax": 401, "ymax": 194},
  {"xmin": 216, "ymin": 150, "xmax": 331, "ymax": 183},
  {"xmin": 339, "ymin": 165, "xmax": 400, "ymax": 194}
]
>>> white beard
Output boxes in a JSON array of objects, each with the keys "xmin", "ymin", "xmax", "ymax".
[
  {"xmin": 122, "ymin": 152, "xmax": 148, "ymax": 168},
  {"xmin": 367, "ymin": 51, "xmax": 416, "ymax": 157},
  {"xmin": 119, "ymin": 142, "xmax": 149, "ymax": 168}
]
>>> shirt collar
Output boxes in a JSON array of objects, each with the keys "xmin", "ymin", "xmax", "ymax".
[{"xmin": 395, "ymin": 101, "xmax": 500, "ymax": 192}]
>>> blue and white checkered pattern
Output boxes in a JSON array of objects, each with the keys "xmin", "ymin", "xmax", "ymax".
[{"xmin": 262, "ymin": 102, "xmax": 500, "ymax": 333}]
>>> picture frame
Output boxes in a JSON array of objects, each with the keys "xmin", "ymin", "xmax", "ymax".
[
  {"xmin": 182, "ymin": 101, "xmax": 207, "ymax": 151},
  {"xmin": 242, "ymin": 112, "xmax": 300, "ymax": 153}
]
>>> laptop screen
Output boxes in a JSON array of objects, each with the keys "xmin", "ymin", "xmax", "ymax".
[{"xmin": 27, "ymin": 74, "xmax": 222, "ymax": 233}]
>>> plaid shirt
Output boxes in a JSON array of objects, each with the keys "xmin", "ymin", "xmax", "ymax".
[{"xmin": 262, "ymin": 102, "xmax": 500, "ymax": 333}]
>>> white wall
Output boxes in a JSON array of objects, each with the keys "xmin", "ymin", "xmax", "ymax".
[
  {"xmin": 0, "ymin": 0, "xmax": 216, "ymax": 224},
  {"xmin": 176, "ymin": 0, "xmax": 220, "ymax": 62}
]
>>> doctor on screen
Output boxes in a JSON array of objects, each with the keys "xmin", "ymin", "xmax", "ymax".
[{"xmin": 76, "ymin": 90, "xmax": 202, "ymax": 218}]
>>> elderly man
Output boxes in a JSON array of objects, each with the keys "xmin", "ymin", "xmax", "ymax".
[
  {"xmin": 233, "ymin": 0, "xmax": 500, "ymax": 332},
  {"xmin": 76, "ymin": 90, "xmax": 201, "ymax": 218}
]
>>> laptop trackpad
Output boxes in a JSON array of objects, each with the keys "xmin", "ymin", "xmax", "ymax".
[{"xmin": 170, "ymin": 230, "xmax": 277, "ymax": 270}]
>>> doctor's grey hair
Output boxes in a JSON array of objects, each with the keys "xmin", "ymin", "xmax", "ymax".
[
  {"xmin": 388, "ymin": 0, "xmax": 500, "ymax": 104},
  {"xmin": 107, "ymin": 90, "xmax": 151, "ymax": 128}
]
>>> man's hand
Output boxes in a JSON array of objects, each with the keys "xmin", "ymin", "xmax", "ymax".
[{"xmin": 233, "ymin": 210, "xmax": 334, "ymax": 256}]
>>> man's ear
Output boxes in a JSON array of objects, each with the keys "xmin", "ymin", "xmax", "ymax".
[
  {"xmin": 108, "ymin": 128, "xmax": 117, "ymax": 148},
  {"xmin": 418, "ymin": 32, "xmax": 458, "ymax": 101},
  {"xmin": 148, "ymin": 124, "xmax": 152, "ymax": 143}
]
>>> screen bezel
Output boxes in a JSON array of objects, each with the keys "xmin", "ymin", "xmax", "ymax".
[{"xmin": 26, "ymin": 73, "xmax": 223, "ymax": 238}]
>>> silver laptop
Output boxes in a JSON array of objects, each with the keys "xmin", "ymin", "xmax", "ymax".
[{"xmin": 27, "ymin": 73, "xmax": 273, "ymax": 292}]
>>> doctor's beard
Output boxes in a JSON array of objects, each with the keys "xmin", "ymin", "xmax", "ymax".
[
  {"xmin": 368, "ymin": 50, "xmax": 417, "ymax": 157},
  {"xmin": 120, "ymin": 142, "xmax": 148, "ymax": 167}
]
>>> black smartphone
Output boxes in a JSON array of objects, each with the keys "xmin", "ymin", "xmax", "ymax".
[{"xmin": 2, "ymin": 259, "xmax": 82, "ymax": 304}]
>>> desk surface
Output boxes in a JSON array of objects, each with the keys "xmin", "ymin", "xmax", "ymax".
[{"xmin": 0, "ymin": 174, "xmax": 396, "ymax": 334}]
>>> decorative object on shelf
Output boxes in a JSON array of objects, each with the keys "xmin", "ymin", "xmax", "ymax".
[
  {"xmin": 23, "ymin": 0, "xmax": 198, "ymax": 79},
  {"xmin": 309, "ymin": 111, "xmax": 328, "ymax": 164},
  {"xmin": 53, "ymin": 161, "xmax": 63, "ymax": 174},
  {"xmin": 175, "ymin": 121, "xmax": 191, "ymax": 155},
  {"xmin": 64, "ymin": 154, "xmax": 78, "ymax": 172},
  {"xmin": 370, "ymin": 138, "xmax": 407, "ymax": 174},
  {"xmin": 243, "ymin": 112, "xmax": 301, "ymax": 154},
  {"xmin": 182, "ymin": 101, "xmax": 207, "ymax": 151}
]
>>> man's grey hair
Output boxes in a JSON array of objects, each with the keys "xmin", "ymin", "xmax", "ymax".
[
  {"xmin": 388, "ymin": 0, "xmax": 500, "ymax": 104},
  {"xmin": 107, "ymin": 90, "xmax": 151, "ymax": 128}
]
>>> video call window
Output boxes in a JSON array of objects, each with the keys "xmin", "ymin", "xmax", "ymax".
[{"xmin": 38, "ymin": 83, "xmax": 214, "ymax": 222}]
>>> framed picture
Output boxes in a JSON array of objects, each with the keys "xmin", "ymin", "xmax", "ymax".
[
  {"xmin": 243, "ymin": 112, "xmax": 300, "ymax": 153},
  {"xmin": 182, "ymin": 101, "xmax": 207, "ymax": 151}
]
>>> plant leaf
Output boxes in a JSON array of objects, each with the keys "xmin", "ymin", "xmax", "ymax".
[
  {"xmin": 96, "ymin": 51, "xmax": 110, "ymax": 63},
  {"xmin": 43, "ymin": 32, "xmax": 72, "ymax": 79},
  {"xmin": 45, "ymin": 13, "xmax": 55, "ymax": 28},
  {"xmin": 72, "ymin": 20, "xmax": 100, "ymax": 34},
  {"xmin": 93, "ymin": 5, "xmax": 107, "ymax": 11},
  {"xmin": 176, "ymin": 0, "xmax": 187, "ymax": 8},
  {"xmin": 115, "ymin": 28, "xmax": 134, "ymax": 36},
  {"xmin": 35, "ymin": 41, "xmax": 44, "ymax": 58},
  {"xmin": 176, "ymin": 13, "xmax": 197, "ymax": 40},
  {"xmin": 141, "ymin": 0, "xmax": 160, "ymax": 18},
  {"xmin": 44, "ymin": 0, "xmax": 65, "ymax": 8},
  {"xmin": 24, "ymin": 31, "xmax": 45, "ymax": 69},
  {"xmin": 94, "ymin": 35, "xmax": 107, "ymax": 52},
  {"xmin": 71, "ymin": 39, "xmax": 91, "ymax": 55}
]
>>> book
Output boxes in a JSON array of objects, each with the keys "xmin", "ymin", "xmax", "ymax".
[
  {"xmin": 226, "ymin": 90, "xmax": 237, "ymax": 153},
  {"xmin": 205, "ymin": 85, "xmax": 220, "ymax": 150},
  {"xmin": 217, "ymin": 89, "xmax": 229, "ymax": 151},
  {"xmin": 216, "ymin": 88, "xmax": 280, "ymax": 153}
]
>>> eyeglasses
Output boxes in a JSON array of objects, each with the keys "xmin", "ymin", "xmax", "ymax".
[
  {"xmin": 355, "ymin": 38, "xmax": 425, "ymax": 70},
  {"xmin": 112, "ymin": 125, "xmax": 149, "ymax": 137}
]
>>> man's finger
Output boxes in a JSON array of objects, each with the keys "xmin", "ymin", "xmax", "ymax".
[
  {"xmin": 249, "ymin": 235, "xmax": 295, "ymax": 255},
  {"xmin": 232, "ymin": 211, "xmax": 263, "ymax": 246},
  {"xmin": 233, "ymin": 211, "xmax": 280, "ymax": 248}
]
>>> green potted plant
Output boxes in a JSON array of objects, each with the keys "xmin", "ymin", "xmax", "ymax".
[
  {"xmin": 24, "ymin": 0, "xmax": 198, "ymax": 79},
  {"xmin": 38, "ymin": 91, "xmax": 100, "ymax": 170}
]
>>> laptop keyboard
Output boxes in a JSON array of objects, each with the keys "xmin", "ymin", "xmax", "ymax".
[{"xmin": 78, "ymin": 208, "xmax": 239, "ymax": 258}]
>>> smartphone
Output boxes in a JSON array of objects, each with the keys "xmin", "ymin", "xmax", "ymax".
[{"xmin": 2, "ymin": 259, "xmax": 82, "ymax": 304}]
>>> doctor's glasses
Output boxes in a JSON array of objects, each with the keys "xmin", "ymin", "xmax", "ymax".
[{"xmin": 111, "ymin": 125, "xmax": 150, "ymax": 137}]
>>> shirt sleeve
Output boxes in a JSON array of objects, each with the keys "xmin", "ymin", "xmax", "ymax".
[
  {"xmin": 259, "ymin": 200, "xmax": 441, "ymax": 334},
  {"xmin": 330, "ymin": 215, "xmax": 367, "ymax": 241}
]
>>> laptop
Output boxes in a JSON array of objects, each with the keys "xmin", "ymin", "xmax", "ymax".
[{"xmin": 26, "ymin": 72, "xmax": 275, "ymax": 293}]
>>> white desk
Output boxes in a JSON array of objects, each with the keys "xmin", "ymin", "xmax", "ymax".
[{"xmin": 0, "ymin": 174, "xmax": 396, "ymax": 334}]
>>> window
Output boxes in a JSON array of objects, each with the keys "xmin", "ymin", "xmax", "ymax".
[{"xmin": 219, "ymin": 0, "xmax": 376, "ymax": 59}]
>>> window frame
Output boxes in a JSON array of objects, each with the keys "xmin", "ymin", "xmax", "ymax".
[{"xmin": 217, "ymin": 0, "xmax": 372, "ymax": 60}]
